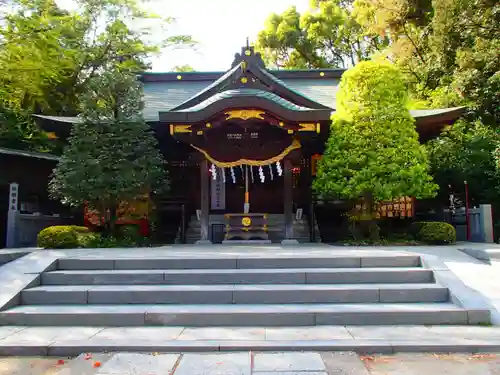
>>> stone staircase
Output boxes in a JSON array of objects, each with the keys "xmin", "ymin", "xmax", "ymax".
[
  {"xmin": 184, "ymin": 214, "xmax": 321, "ymax": 244},
  {"xmin": 0, "ymin": 251, "xmax": 488, "ymax": 327}
]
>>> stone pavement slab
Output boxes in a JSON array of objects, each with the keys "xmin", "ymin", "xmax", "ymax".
[
  {"xmin": 265, "ymin": 326, "xmax": 352, "ymax": 341},
  {"xmin": 93, "ymin": 327, "xmax": 183, "ymax": 341},
  {"xmin": 253, "ymin": 352, "xmax": 326, "ymax": 372},
  {"xmin": 362, "ymin": 353, "xmax": 500, "ymax": 375},
  {"xmin": 174, "ymin": 352, "xmax": 251, "ymax": 375},
  {"xmin": 0, "ymin": 357, "xmax": 61, "ymax": 375},
  {"xmin": 3, "ymin": 352, "xmax": 500, "ymax": 374},
  {"xmin": 1, "ymin": 325, "xmax": 500, "ymax": 356},
  {"xmin": 0, "ymin": 327, "xmax": 24, "ymax": 340},
  {"xmin": 94, "ymin": 353, "xmax": 179, "ymax": 375},
  {"xmin": 178, "ymin": 327, "xmax": 265, "ymax": 341},
  {"xmin": 321, "ymin": 352, "xmax": 370, "ymax": 375},
  {"xmin": 52, "ymin": 353, "xmax": 113, "ymax": 375}
]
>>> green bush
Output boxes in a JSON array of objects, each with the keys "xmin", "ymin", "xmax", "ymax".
[
  {"xmin": 414, "ymin": 221, "xmax": 456, "ymax": 244},
  {"xmin": 80, "ymin": 233, "xmax": 139, "ymax": 248},
  {"xmin": 37, "ymin": 225, "xmax": 89, "ymax": 249}
]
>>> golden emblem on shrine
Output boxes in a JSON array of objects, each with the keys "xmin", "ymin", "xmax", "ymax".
[
  {"xmin": 169, "ymin": 124, "xmax": 192, "ymax": 135},
  {"xmin": 242, "ymin": 217, "xmax": 252, "ymax": 227},
  {"xmin": 225, "ymin": 109, "xmax": 265, "ymax": 121}
]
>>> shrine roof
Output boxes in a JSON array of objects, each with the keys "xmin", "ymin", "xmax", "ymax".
[
  {"xmin": 33, "ymin": 45, "xmax": 465, "ymax": 137},
  {"xmin": 0, "ymin": 146, "xmax": 59, "ymax": 161},
  {"xmin": 142, "ymin": 72, "xmax": 339, "ymax": 120},
  {"xmin": 176, "ymin": 89, "xmax": 319, "ymax": 112}
]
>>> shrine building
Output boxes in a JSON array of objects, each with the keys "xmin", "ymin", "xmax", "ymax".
[{"xmin": 30, "ymin": 45, "xmax": 464, "ymax": 245}]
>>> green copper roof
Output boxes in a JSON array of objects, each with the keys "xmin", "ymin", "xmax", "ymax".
[
  {"xmin": 172, "ymin": 63, "xmax": 243, "ymax": 110},
  {"xmin": 143, "ymin": 78, "xmax": 340, "ymax": 120},
  {"xmin": 176, "ymin": 89, "xmax": 317, "ymax": 113}
]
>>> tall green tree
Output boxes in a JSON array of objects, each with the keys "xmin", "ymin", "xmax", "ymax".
[
  {"xmin": 353, "ymin": 0, "xmax": 499, "ymax": 125},
  {"xmin": 314, "ymin": 61, "xmax": 437, "ymax": 239},
  {"xmin": 49, "ymin": 69, "xmax": 167, "ymax": 235},
  {"xmin": 0, "ymin": 0, "xmax": 194, "ymax": 150},
  {"xmin": 256, "ymin": 1, "xmax": 386, "ymax": 69}
]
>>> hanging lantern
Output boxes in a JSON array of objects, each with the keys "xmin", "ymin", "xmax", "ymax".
[
  {"xmin": 230, "ymin": 167, "xmax": 236, "ymax": 183},
  {"xmin": 269, "ymin": 164, "xmax": 274, "ymax": 180},
  {"xmin": 276, "ymin": 161, "xmax": 283, "ymax": 176}
]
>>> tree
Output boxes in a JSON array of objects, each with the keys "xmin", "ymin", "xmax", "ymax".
[
  {"xmin": 426, "ymin": 120, "xmax": 500, "ymax": 206},
  {"xmin": 49, "ymin": 69, "xmax": 168, "ymax": 236},
  {"xmin": 353, "ymin": 0, "xmax": 499, "ymax": 126},
  {"xmin": 0, "ymin": 0, "xmax": 195, "ymax": 150},
  {"xmin": 256, "ymin": 1, "xmax": 386, "ymax": 69},
  {"xmin": 314, "ymin": 60, "xmax": 437, "ymax": 239}
]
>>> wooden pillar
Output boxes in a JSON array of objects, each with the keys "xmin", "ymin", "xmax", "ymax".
[
  {"xmin": 197, "ymin": 159, "xmax": 211, "ymax": 244},
  {"xmin": 283, "ymin": 159, "xmax": 295, "ymax": 242},
  {"xmin": 305, "ymin": 156, "xmax": 315, "ymax": 242}
]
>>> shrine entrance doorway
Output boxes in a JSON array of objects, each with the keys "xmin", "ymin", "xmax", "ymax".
[{"xmin": 221, "ymin": 165, "xmax": 284, "ymax": 214}]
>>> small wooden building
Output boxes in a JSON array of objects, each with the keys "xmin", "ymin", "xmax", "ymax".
[{"xmin": 34, "ymin": 45, "xmax": 464, "ymax": 244}]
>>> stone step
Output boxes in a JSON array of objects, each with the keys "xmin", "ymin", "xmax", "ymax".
[
  {"xmin": 21, "ymin": 283, "xmax": 448, "ymax": 305},
  {"xmin": 56, "ymin": 255, "xmax": 421, "ymax": 270},
  {"xmin": 3, "ymin": 325, "xmax": 500, "ymax": 356},
  {"xmin": 0, "ymin": 303, "xmax": 469, "ymax": 327},
  {"xmin": 41, "ymin": 267, "xmax": 434, "ymax": 285}
]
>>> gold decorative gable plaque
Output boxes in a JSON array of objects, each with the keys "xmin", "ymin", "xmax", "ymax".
[
  {"xmin": 169, "ymin": 124, "xmax": 192, "ymax": 135},
  {"xmin": 299, "ymin": 123, "xmax": 321, "ymax": 133},
  {"xmin": 225, "ymin": 109, "xmax": 265, "ymax": 121}
]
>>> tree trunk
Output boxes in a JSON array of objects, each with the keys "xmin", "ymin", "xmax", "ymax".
[{"xmin": 101, "ymin": 204, "xmax": 118, "ymax": 238}]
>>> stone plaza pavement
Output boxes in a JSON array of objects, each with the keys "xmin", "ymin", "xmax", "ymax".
[{"xmin": 2, "ymin": 351, "xmax": 500, "ymax": 375}]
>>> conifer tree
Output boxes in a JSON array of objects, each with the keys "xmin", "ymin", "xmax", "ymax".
[
  {"xmin": 314, "ymin": 60, "xmax": 437, "ymax": 239},
  {"xmin": 50, "ymin": 69, "xmax": 167, "ymax": 235}
]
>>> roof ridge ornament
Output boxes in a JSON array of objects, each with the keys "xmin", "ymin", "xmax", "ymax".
[{"xmin": 231, "ymin": 43, "xmax": 265, "ymax": 69}]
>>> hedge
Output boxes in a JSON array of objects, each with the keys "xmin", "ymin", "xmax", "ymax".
[
  {"xmin": 414, "ymin": 221, "xmax": 456, "ymax": 244},
  {"xmin": 37, "ymin": 225, "xmax": 89, "ymax": 249}
]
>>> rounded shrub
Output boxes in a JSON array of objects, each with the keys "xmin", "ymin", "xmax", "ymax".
[
  {"xmin": 414, "ymin": 221, "xmax": 456, "ymax": 244},
  {"xmin": 37, "ymin": 225, "xmax": 89, "ymax": 249}
]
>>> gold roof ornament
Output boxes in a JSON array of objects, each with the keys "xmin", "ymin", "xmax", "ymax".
[
  {"xmin": 169, "ymin": 124, "xmax": 192, "ymax": 135},
  {"xmin": 225, "ymin": 109, "xmax": 265, "ymax": 121}
]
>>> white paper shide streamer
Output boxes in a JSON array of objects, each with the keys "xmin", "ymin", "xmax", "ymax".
[
  {"xmin": 221, "ymin": 167, "xmax": 226, "ymax": 183},
  {"xmin": 230, "ymin": 167, "xmax": 236, "ymax": 183},
  {"xmin": 269, "ymin": 164, "xmax": 274, "ymax": 180},
  {"xmin": 210, "ymin": 164, "xmax": 217, "ymax": 180},
  {"xmin": 276, "ymin": 161, "xmax": 283, "ymax": 176},
  {"xmin": 258, "ymin": 166, "xmax": 265, "ymax": 183}
]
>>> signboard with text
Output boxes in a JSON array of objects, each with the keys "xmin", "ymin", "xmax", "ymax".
[{"xmin": 211, "ymin": 170, "xmax": 226, "ymax": 210}]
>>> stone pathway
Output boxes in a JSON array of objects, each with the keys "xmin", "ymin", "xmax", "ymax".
[{"xmin": 2, "ymin": 351, "xmax": 500, "ymax": 374}]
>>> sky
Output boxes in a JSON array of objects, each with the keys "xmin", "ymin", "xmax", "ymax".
[
  {"xmin": 147, "ymin": 0, "xmax": 310, "ymax": 72},
  {"xmin": 56, "ymin": 0, "xmax": 310, "ymax": 72}
]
